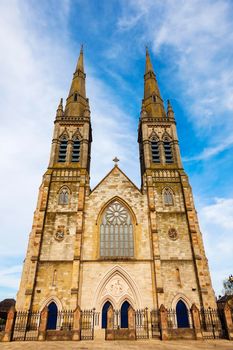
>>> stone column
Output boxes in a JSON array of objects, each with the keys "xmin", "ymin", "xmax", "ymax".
[
  {"xmin": 191, "ymin": 303, "xmax": 202, "ymax": 340},
  {"xmin": 223, "ymin": 302, "xmax": 233, "ymax": 340},
  {"xmin": 2, "ymin": 306, "xmax": 16, "ymax": 342},
  {"xmin": 106, "ymin": 305, "xmax": 114, "ymax": 340},
  {"xmin": 159, "ymin": 304, "xmax": 168, "ymax": 340},
  {"xmin": 72, "ymin": 306, "xmax": 81, "ymax": 341},
  {"xmin": 128, "ymin": 306, "xmax": 136, "ymax": 340},
  {"xmin": 38, "ymin": 306, "xmax": 48, "ymax": 341}
]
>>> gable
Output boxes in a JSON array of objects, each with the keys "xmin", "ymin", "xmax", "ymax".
[{"xmin": 90, "ymin": 166, "xmax": 141, "ymax": 196}]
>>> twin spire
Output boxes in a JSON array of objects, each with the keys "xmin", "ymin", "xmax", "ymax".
[{"xmin": 57, "ymin": 46, "xmax": 174, "ymax": 121}]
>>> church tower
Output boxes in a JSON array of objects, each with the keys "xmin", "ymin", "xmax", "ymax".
[
  {"xmin": 138, "ymin": 48, "xmax": 216, "ymax": 308},
  {"xmin": 16, "ymin": 47, "xmax": 92, "ymax": 310}
]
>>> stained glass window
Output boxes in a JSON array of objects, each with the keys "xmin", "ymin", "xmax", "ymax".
[
  {"xmin": 163, "ymin": 188, "xmax": 173, "ymax": 205},
  {"xmin": 58, "ymin": 187, "xmax": 69, "ymax": 205},
  {"xmin": 100, "ymin": 201, "xmax": 134, "ymax": 258}
]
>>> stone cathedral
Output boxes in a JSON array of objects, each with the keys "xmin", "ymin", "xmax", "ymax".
[{"xmin": 16, "ymin": 47, "xmax": 217, "ymax": 330}]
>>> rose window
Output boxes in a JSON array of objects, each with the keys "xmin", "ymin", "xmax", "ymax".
[{"xmin": 105, "ymin": 202, "xmax": 128, "ymax": 225}]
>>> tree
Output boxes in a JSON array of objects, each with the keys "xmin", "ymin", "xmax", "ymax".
[{"xmin": 222, "ymin": 275, "xmax": 233, "ymax": 295}]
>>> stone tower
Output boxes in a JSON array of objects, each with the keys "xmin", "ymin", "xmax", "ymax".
[
  {"xmin": 138, "ymin": 48, "xmax": 216, "ymax": 308},
  {"xmin": 16, "ymin": 47, "xmax": 216, "ymax": 319},
  {"xmin": 16, "ymin": 46, "xmax": 92, "ymax": 310}
]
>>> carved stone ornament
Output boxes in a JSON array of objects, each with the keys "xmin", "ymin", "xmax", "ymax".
[
  {"xmin": 54, "ymin": 225, "xmax": 68, "ymax": 241},
  {"xmin": 54, "ymin": 230, "xmax": 65, "ymax": 241},
  {"xmin": 168, "ymin": 228, "xmax": 178, "ymax": 241}
]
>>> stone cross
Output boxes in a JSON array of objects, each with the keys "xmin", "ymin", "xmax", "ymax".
[{"xmin": 113, "ymin": 157, "xmax": 119, "ymax": 166}]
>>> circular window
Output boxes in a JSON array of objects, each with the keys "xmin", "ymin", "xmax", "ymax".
[{"xmin": 168, "ymin": 228, "xmax": 178, "ymax": 240}]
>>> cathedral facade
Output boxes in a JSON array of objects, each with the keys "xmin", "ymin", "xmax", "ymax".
[{"xmin": 16, "ymin": 47, "xmax": 217, "ymax": 329}]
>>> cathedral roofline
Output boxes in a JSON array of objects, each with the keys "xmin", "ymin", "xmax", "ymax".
[{"xmin": 90, "ymin": 165, "xmax": 141, "ymax": 194}]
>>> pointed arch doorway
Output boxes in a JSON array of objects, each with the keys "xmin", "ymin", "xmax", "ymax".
[
  {"xmin": 47, "ymin": 302, "xmax": 58, "ymax": 330},
  {"xmin": 121, "ymin": 301, "xmax": 130, "ymax": 328},
  {"xmin": 176, "ymin": 300, "xmax": 190, "ymax": 328},
  {"xmin": 102, "ymin": 301, "xmax": 112, "ymax": 329}
]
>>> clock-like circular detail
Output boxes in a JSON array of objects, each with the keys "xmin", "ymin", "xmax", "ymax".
[
  {"xmin": 168, "ymin": 228, "xmax": 178, "ymax": 240},
  {"xmin": 105, "ymin": 201, "xmax": 128, "ymax": 225},
  {"xmin": 55, "ymin": 231, "xmax": 65, "ymax": 241}
]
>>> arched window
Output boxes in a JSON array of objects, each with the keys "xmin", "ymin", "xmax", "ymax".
[
  {"xmin": 121, "ymin": 301, "xmax": 130, "ymax": 328},
  {"xmin": 58, "ymin": 187, "xmax": 69, "ymax": 205},
  {"xmin": 47, "ymin": 302, "xmax": 58, "ymax": 330},
  {"xmin": 100, "ymin": 200, "xmax": 134, "ymax": 258},
  {"xmin": 102, "ymin": 301, "xmax": 112, "ymax": 329},
  {"xmin": 163, "ymin": 138, "xmax": 173, "ymax": 163},
  {"xmin": 176, "ymin": 300, "xmax": 190, "ymax": 328},
  {"xmin": 74, "ymin": 92, "xmax": 78, "ymax": 101},
  {"xmin": 163, "ymin": 188, "xmax": 173, "ymax": 205},
  {"xmin": 151, "ymin": 139, "xmax": 160, "ymax": 163},
  {"xmin": 58, "ymin": 137, "xmax": 68, "ymax": 162},
  {"xmin": 72, "ymin": 139, "xmax": 80, "ymax": 162}
]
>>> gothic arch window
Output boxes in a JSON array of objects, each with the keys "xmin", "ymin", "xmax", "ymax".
[
  {"xmin": 58, "ymin": 187, "xmax": 69, "ymax": 205},
  {"xmin": 151, "ymin": 138, "xmax": 160, "ymax": 163},
  {"xmin": 58, "ymin": 136, "xmax": 68, "ymax": 162},
  {"xmin": 74, "ymin": 92, "xmax": 78, "ymax": 101},
  {"xmin": 163, "ymin": 137, "xmax": 173, "ymax": 163},
  {"xmin": 163, "ymin": 187, "xmax": 173, "ymax": 205},
  {"xmin": 100, "ymin": 200, "xmax": 134, "ymax": 258},
  {"xmin": 72, "ymin": 138, "xmax": 80, "ymax": 162}
]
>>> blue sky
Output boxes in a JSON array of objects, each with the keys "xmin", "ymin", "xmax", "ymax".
[{"xmin": 0, "ymin": 0, "xmax": 233, "ymax": 301}]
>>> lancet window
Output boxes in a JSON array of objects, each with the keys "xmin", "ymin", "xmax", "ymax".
[
  {"xmin": 72, "ymin": 139, "xmax": 80, "ymax": 162},
  {"xmin": 58, "ymin": 187, "xmax": 69, "ymax": 205},
  {"xmin": 100, "ymin": 201, "xmax": 134, "ymax": 258},
  {"xmin": 58, "ymin": 136, "xmax": 68, "ymax": 162},
  {"xmin": 163, "ymin": 138, "xmax": 173, "ymax": 163},
  {"xmin": 163, "ymin": 188, "xmax": 173, "ymax": 205},
  {"xmin": 151, "ymin": 139, "xmax": 160, "ymax": 163}
]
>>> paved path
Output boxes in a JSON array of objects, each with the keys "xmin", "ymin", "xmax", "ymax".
[{"xmin": 0, "ymin": 340, "xmax": 232, "ymax": 350}]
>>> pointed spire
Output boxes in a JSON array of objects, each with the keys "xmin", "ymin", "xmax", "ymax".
[
  {"xmin": 75, "ymin": 44, "xmax": 84, "ymax": 72},
  {"xmin": 64, "ymin": 45, "xmax": 88, "ymax": 117},
  {"xmin": 145, "ymin": 46, "xmax": 154, "ymax": 74},
  {"xmin": 167, "ymin": 99, "xmax": 175, "ymax": 120},
  {"xmin": 143, "ymin": 48, "xmax": 166, "ymax": 118},
  {"xmin": 56, "ymin": 98, "xmax": 63, "ymax": 118}
]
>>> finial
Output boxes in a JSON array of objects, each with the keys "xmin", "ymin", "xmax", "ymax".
[
  {"xmin": 113, "ymin": 156, "xmax": 119, "ymax": 166},
  {"xmin": 80, "ymin": 44, "xmax": 83, "ymax": 53}
]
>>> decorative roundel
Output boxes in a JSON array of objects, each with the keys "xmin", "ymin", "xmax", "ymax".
[
  {"xmin": 168, "ymin": 228, "xmax": 178, "ymax": 240},
  {"xmin": 54, "ymin": 231, "xmax": 65, "ymax": 241},
  {"xmin": 105, "ymin": 201, "xmax": 128, "ymax": 225}
]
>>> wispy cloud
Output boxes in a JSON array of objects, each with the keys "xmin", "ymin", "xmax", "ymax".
[
  {"xmin": 198, "ymin": 197, "xmax": 233, "ymax": 294},
  {"xmin": 118, "ymin": 0, "xmax": 233, "ymax": 156},
  {"xmin": 183, "ymin": 134, "xmax": 233, "ymax": 161}
]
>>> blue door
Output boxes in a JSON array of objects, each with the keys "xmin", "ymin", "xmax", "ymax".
[
  {"xmin": 121, "ymin": 301, "xmax": 130, "ymax": 328},
  {"xmin": 47, "ymin": 302, "xmax": 58, "ymax": 330},
  {"xmin": 176, "ymin": 300, "xmax": 190, "ymax": 328},
  {"xmin": 102, "ymin": 301, "xmax": 112, "ymax": 328}
]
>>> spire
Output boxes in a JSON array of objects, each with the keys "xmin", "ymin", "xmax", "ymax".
[
  {"xmin": 143, "ymin": 48, "xmax": 166, "ymax": 118},
  {"xmin": 145, "ymin": 46, "xmax": 154, "ymax": 74},
  {"xmin": 56, "ymin": 98, "xmax": 63, "ymax": 118},
  {"xmin": 167, "ymin": 99, "xmax": 175, "ymax": 120},
  {"xmin": 75, "ymin": 44, "xmax": 84, "ymax": 72},
  {"xmin": 64, "ymin": 45, "xmax": 88, "ymax": 117}
]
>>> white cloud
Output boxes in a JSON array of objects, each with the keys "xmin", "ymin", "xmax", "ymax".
[
  {"xmin": 198, "ymin": 197, "xmax": 233, "ymax": 295},
  {"xmin": 118, "ymin": 0, "xmax": 233, "ymax": 156},
  {"xmin": 0, "ymin": 1, "xmax": 139, "ymax": 300}
]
